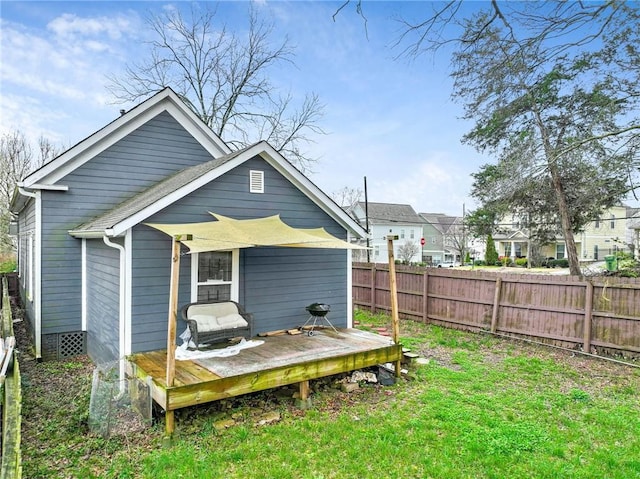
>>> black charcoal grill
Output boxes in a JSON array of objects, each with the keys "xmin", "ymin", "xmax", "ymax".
[{"xmin": 300, "ymin": 303, "xmax": 338, "ymax": 335}]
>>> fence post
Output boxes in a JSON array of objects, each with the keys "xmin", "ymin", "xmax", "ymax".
[
  {"xmin": 584, "ymin": 280, "xmax": 593, "ymax": 353},
  {"xmin": 490, "ymin": 277, "xmax": 502, "ymax": 333},
  {"xmin": 423, "ymin": 270, "xmax": 429, "ymax": 323},
  {"xmin": 370, "ymin": 264, "xmax": 376, "ymax": 314}
]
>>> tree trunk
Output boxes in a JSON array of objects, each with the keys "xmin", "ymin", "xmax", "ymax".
[{"xmin": 549, "ymin": 164, "xmax": 581, "ymax": 275}]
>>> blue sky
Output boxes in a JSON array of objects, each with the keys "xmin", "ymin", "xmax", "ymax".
[{"xmin": 0, "ymin": 1, "xmax": 489, "ymax": 216}]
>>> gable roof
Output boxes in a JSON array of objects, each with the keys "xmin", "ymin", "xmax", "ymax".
[
  {"xmin": 419, "ymin": 213, "xmax": 461, "ymax": 234},
  {"xmin": 69, "ymin": 141, "xmax": 366, "ymax": 239},
  {"xmin": 356, "ymin": 202, "xmax": 424, "ymax": 225},
  {"xmin": 18, "ymin": 87, "xmax": 230, "ymax": 190}
]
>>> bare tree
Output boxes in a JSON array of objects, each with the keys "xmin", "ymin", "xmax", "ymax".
[
  {"xmin": 0, "ymin": 130, "xmax": 33, "ymax": 210},
  {"xmin": 0, "ymin": 130, "xmax": 62, "ymax": 254},
  {"xmin": 397, "ymin": 240, "xmax": 419, "ymax": 264},
  {"xmin": 38, "ymin": 135, "xmax": 62, "ymax": 166},
  {"xmin": 331, "ymin": 186, "xmax": 363, "ymax": 211},
  {"xmin": 1, "ymin": 131, "xmax": 33, "ymax": 253},
  {"xmin": 445, "ymin": 219, "xmax": 467, "ymax": 264},
  {"xmin": 108, "ymin": 4, "xmax": 324, "ymax": 171}
]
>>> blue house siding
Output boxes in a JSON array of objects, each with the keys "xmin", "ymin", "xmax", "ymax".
[
  {"xmin": 129, "ymin": 227, "xmax": 191, "ymax": 353},
  {"xmin": 129, "ymin": 156, "xmax": 349, "ymax": 353},
  {"xmin": 16, "ymin": 198, "xmax": 36, "ymax": 336},
  {"xmin": 86, "ymin": 240, "xmax": 121, "ymax": 365},
  {"xmin": 242, "ymin": 247, "xmax": 347, "ymax": 334},
  {"xmin": 38, "ymin": 111, "xmax": 216, "ymax": 336}
]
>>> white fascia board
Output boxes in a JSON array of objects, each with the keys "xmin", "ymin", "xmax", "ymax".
[
  {"xmin": 107, "ymin": 143, "xmax": 266, "ymax": 237},
  {"xmin": 24, "ymin": 90, "xmax": 230, "ymax": 187},
  {"xmin": 27, "ymin": 184, "xmax": 69, "ymax": 191},
  {"xmin": 256, "ymin": 143, "xmax": 368, "ymax": 238}
]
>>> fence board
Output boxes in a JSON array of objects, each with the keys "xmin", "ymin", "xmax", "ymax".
[
  {"xmin": 353, "ymin": 263, "xmax": 640, "ymax": 359},
  {"xmin": 1, "ymin": 276, "xmax": 22, "ymax": 479}
]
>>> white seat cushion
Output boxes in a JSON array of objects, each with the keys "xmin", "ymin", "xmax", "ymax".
[
  {"xmin": 217, "ymin": 313, "xmax": 249, "ymax": 329},
  {"xmin": 189, "ymin": 314, "xmax": 219, "ymax": 332}
]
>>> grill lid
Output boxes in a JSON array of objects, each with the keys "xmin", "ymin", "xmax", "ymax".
[{"xmin": 306, "ymin": 303, "xmax": 331, "ymax": 314}]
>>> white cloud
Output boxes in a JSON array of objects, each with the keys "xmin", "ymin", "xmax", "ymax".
[
  {"xmin": 0, "ymin": 11, "xmax": 143, "ymax": 106},
  {"xmin": 46, "ymin": 12, "xmax": 136, "ymax": 40}
]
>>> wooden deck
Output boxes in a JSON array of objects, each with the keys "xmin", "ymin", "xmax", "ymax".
[{"xmin": 126, "ymin": 328, "xmax": 402, "ymax": 432}]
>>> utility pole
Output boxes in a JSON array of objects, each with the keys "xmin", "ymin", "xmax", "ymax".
[{"xmin": 364, "ymin": 176, "xmax": 370, "ymax": 263}]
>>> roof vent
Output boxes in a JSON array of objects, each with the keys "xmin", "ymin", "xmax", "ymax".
[{"xmin": 249, "ymin": 170, "xmax": 264, "ymax": 193}]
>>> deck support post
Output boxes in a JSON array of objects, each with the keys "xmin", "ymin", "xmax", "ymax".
[
  {"xmin": 386, "ymin": 235, "xmax": 402, "ymax": 378},
  {"xmin": 165, "ymin": 410, "xmax": 175, "ymax": 439},
  {"xmin": 299, "ymin": 380, "xmax": 310, "ymax": 400}
]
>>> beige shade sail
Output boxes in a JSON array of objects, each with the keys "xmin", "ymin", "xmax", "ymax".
[{"xmin": 145, "ymin": 213, "xmax": 368, "ymax": 253}]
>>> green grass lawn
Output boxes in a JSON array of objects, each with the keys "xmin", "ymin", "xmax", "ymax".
[{"xmin": 21, "ymin": 310, "xmax": 640, "ymax": 478}]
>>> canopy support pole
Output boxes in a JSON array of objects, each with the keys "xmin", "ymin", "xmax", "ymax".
[
  {"xmin": 386, "ymin": 235, "xmax": 402, "ymax": 378},
  {"xmin": 165, "ymin": 235, "xmax": 183, "ymax": 437}
]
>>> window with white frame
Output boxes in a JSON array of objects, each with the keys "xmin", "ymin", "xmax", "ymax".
[
  {"xmin": 374, "ymin": 245, "xmax": 379, "ymax": 257},
  {"xmin": 194, "ymin": 251, "xmax": 237, "ymax": 302},
  {"xmin": 556, "ymin": 243, "xmax": 565, "ymax": 259},
  {"xmin": 610, "ymin": 215, "xmax": 615, "ymax": 229},
  {"xmin": 410, "ymin": 229, "xmax": 414, "ymax": 239},
  {"xmin": 400, "ymin": 229, "xmax": 405, "ymax": 239}
]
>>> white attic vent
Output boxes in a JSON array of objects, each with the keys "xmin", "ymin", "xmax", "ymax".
[{"xmin": 249, "ymin": 170, "xmax": 264, "ymax": 193}]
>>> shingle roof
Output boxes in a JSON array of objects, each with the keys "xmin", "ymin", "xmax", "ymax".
[{"xmin": 357, "ymin": 202, "xmax": 424, "ymax": 225}]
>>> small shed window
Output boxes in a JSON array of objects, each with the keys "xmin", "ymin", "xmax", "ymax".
[{"xmin": 249, "ymin": 170, "xmax": 264, "ymax": 193}]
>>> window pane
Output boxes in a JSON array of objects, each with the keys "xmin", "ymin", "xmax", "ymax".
[
  {"xmin": 198, "ymin": 251, "xmax": 232, "ymax": 282},
  {"xmin": 197, "ymin": 284, "xmax": 231, "ymax": 302}
]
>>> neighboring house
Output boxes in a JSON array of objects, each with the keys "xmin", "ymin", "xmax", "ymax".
[
  {"xmin": 350, "ymin": 202, "xmax": 424, "ymax": 264},
  {"xmin": 579, "ymin": 205, "xmax": 629, "ymax": 260},
  {"xmin": 419, "ymin": 213, "xmax": 469, "ymax": 265},
  {"xmin": 493, "ymin": 205, "xmax": 630, "ymax": 261},
  {"xmin": 10, "ymin": 87, "xmax": 366, "ymax": 363},
  {"xmin": 418, "ymin": 214, "xmax": 446, "ymax": 265},
  {"xmin": 492, "ymin": 216, "xmax": 531, "ymax": 259}
]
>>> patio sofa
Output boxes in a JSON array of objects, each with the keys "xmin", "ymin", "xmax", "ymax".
[{"xmin": 180, "ymin": 300, "xmax": 253, "ymax": 349}]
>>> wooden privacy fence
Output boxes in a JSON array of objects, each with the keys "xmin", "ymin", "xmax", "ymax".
[
  {"xmin": 1, "ymin": 274, "xmax": 22, "ymax": 479},
  {"xmin": 353, "ymin": 263, "xmax": 640, "ymax": 359}
]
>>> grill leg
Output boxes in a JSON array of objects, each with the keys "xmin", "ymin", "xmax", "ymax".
[{"xmin": 300, "ymin": 314, "xmax": 338, "ymax": 335}]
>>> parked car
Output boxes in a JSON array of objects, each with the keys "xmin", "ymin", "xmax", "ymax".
[{"xmin": 437, "ymin": 260, "xmax": 461, "ymax": 268}]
